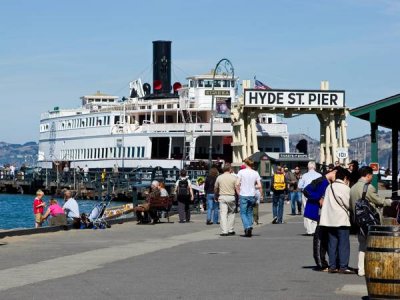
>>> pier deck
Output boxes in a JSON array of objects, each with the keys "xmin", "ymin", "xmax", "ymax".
[{"xmin": 0, "ymin": 203, "xmax": 369, "ymax": 299}]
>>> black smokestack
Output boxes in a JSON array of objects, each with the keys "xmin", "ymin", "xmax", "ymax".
[{"xmin": 153, "ymin": 40, "xmax": 171, "ymax": 95}]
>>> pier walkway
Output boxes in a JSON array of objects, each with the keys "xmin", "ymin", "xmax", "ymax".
[{"xmin": 0, "ymin": 203, "xmax": 367, "ymax": 299}]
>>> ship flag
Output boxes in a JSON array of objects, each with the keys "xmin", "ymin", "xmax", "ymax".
[{"xmin": 254, "ymin": 77, "xmax": 271, "ymax": 90}]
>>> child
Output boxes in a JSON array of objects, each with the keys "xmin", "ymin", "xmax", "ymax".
[{"xmin": 33, "ymin": 189, "xmax": 46, "ymax": 228}]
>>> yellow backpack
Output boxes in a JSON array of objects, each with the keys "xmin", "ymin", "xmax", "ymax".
[{"xmin": 273, "ymin": 173, "xmax": 286, "ymax": 190}]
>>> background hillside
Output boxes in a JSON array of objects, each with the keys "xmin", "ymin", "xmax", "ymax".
[
  {"xmin": 0, "ymin": 131, "xmax": 398, "ymax": 170},
  {"xmin": 0, "ymin": 142, "xmax": 38, "ymax": 167},
  {"xmin": 289, "ymin": 130, "xmax": 399, "ymax": 170}
]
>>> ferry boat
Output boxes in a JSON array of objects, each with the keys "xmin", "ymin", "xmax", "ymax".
[{"xmin": 37, "ymin": 41, "xmax": 289, "ymax": 171}]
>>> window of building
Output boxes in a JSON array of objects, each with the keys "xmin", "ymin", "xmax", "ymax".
[
  {"xmin": 197, "ymin": 80, "xmax": 204, "ymax": 87},
  {"xmin": 204, "ymin": 80, "xmax": 212, "ymax": 87},
  {"xmin": 213, "ymin": 80, "xmax": 221, "ymax": 87}
]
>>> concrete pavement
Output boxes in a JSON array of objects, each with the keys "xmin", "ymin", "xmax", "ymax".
[{"xmin": 0, "ymin": 202, "xmax": 368, "ymax": 300}]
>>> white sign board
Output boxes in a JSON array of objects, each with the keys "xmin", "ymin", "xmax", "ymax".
[
  {"xmin": 335, "ymin": 148, "xmax": 348, "ymax": 159},
  {"xmin": 244, "ymin": 89, "xmax": 345, "ymax": 109}
]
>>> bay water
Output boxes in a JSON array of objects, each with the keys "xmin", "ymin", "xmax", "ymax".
[{"xmin": 0, "ymin": 194, "xmax": 122, "ymax": 230}]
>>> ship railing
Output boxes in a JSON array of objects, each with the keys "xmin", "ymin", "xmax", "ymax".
[{"xmin": 142, "ymin": 122, "xmax": 232, "ymax": 133}]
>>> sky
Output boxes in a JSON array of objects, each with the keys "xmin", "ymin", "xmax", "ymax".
[{"xmin": 1, "ymin": 0, "xmax": 399, "ymax": 144}]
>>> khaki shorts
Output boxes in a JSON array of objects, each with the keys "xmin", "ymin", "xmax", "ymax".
[{"xmin": 35, "ymin": 213, "xmax": 43, "ymax": 224}]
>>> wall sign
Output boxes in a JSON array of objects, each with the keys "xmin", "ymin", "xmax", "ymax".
[{"xmin": 244, "ymin": 89, "xmax": 345, "ymax": 109}]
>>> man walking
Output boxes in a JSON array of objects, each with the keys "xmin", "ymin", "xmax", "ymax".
[
  {"xmin": 272, "ymin": 166, "xmax": 286, "ymax": 224},
  {"xmin": 298, "ymin": 161, "xmax": 322, "ymax": 235},
  {"xmin": 214, "ymin": 164, "xmax": 237, "ymax": 236},
  {"xmin": 287, "ymin": 166, "xmax": 302, "ymax": 215},
  {"xmin": 175, "ymin": 169, "xmax": 194, "ymax": 223},
  {"xmin": 349, "ymin": 166, "xmax": 392, "ymax": 277},
  {"xmin": 236, "ymin": 158, "xmax": 262, "ymax": 237}
]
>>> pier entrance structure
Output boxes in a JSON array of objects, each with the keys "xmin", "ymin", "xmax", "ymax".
[{"xmin": 231, "ymin": 81, "xmax": 348, "ymax": 166}]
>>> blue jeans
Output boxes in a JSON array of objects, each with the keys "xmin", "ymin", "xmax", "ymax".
[
  {"xmin": 272, "ymin": 192, "xmax": 285, "ymax": 223},
  {"xmin": 290, "ymin": 191, "xmax": 302, "ymax": 214},
  {"xmin": 240, "ymin": 196, "xmax": 256, "ymax": 230},
  {"xmin": 207, "ymin": 194, "xmax": 219, "ymax": 223},
  {"xmin": 327, "ymin": 227, "xmax": 350, "ymax": 270}
]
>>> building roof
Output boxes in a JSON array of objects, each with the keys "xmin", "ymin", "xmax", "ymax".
[{"xmin": 350, "ymin": 93, "xmax": 400, "ymax": 129}]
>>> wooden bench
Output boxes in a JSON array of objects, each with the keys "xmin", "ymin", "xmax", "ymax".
[
  {"xmin": 148, "ymin": 195, "xmax": 174, "ymax": 223},
  {"xmin": 134, "ymin": 195, "xmax": 174, "ymax": 223}
]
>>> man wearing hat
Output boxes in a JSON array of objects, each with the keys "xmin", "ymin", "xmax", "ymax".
[{"xmin": 348, "ymin": 160, "xmax": 360, "ymax": 187}]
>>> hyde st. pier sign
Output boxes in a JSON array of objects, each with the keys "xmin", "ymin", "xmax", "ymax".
[{"xmin": 244, "ymin": 89, "xmax": 345, "ymax": 109}]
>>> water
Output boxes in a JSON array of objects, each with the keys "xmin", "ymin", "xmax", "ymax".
[{"xmin": 0, "ymin": 194, "xmax": 114, "ymax": 230}]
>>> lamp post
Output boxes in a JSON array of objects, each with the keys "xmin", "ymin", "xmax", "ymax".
[{"xmin": 208, "ymin": 58, "xmax": 234, "ymax": 169}]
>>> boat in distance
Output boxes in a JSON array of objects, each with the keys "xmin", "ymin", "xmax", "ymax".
[{"xmin": 38, "ymin": 41, "xmax": 289, "ymax": 171}]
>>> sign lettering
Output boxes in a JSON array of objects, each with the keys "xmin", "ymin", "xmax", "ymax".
[
  {"xmin": 244, "ymin": 89, "xmax": 345, "ymax": 109},
  {"xmin": 205, "ymin": 90, "xmax": 230, "ymax": 96}
]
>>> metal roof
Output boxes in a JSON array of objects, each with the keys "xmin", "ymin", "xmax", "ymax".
[{"xmin": 350, "ymin": 93, "xmax": 400, "ymax": 129}]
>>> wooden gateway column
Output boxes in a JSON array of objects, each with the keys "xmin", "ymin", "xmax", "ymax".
[
  {"xmin": 329, "ymin": 113, "xmax": 338, "ymax": 165},
  {"xmin": 339, "ymin": 112, "xmax": 349, "ymax": 165},
  {"xmin": 318, "ymin": 113, "xmax": 327, "ymax": 165}
]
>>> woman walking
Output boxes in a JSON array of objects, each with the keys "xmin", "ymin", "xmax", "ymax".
[
  {"xmin": 204, "ymin": 167, "xmax": 219, "ymax": 225},
  {"xmin": 319, "ymin": 167, "xmax": 354, "ymax": 274}
]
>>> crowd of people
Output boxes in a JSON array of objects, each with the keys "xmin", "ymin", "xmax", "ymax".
[{"xmin": 32, "ymin": 158, "xmax": 395, "ymax": 275}]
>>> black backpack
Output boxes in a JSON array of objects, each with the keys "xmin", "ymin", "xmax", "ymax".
[
  {"xmin": 354, "ymin": 183, "xmax": 380, "ymax": 237},
  {"xmin": 177, "ymin": 179, "xmax": 190, "ymax": 196}
]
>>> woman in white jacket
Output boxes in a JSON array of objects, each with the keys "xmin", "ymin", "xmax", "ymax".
[{"xmin": 319, "ymin": 167, "xmax": 354, "ymax": 274}]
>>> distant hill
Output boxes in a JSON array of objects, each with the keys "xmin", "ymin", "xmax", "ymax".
[
  {"xmin": 0, "ymin": 131, "xmax": 398, "ymax": 170},
  {"xmin": 289, "ymin": 130, "xmax": 399, "ymax": 170},
  {"xmin": 0, "ymin": 141, "xmax": 38, "ymax": 167}
]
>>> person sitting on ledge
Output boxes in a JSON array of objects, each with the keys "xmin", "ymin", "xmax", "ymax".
[
  {"xmin": 63, "ymin": 190, "xmax": 80, "ymax": 228},
  {"xmin": 42, "ymin": 199, "xmax": 67, "ymax": 226}
]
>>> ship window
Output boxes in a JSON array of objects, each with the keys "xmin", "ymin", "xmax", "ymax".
[
  {"xmin": 230, "ymin": 80, "xmax": 235, "ymax": 87},
  {"xmin": 273, "ymin": 148, "xmax": 280, "ymax": 152},
  {"xmin": 101, "ymin": 148, "xmax": 105, "ymax": 158},
  {"xmin": 141, "ymin": 147, "xmax": 145, "ymax": 158},
  {"xmin": 114, "ymin": 147, "xmax": 117, "ymax": 158},
  {"xmin": 136, "ymin": 147, "xmax": 141, "ymax": 158},
  {"xmin": 114, "ymin": 116, "xmax": 120, "ymax": 124},
  {"xmin": 223, "ymin": 80, "xmax": 229, "ymax": 87},
  {"xmin": 127, "ymin": 147, "xmax": 130, "ymax": 157},
  {"xmin": 102, "ymin": 99, "xmax": 107, "ymax": 102},
  {"xmin": 107, "ymin": 116, "xmax": 110, "ymax": 125},
  {"xmin": 167, "ymin": 104, "xmax": 173, "ymax": 109},
  {"xmin": 213, "ymin": 80, "xmax": 221, "ymax": 87},
  {"xmin": 197, "ymin": 80, "xmax": 204, "ymax": 87},
  {"xmin": 131, "ymin": 147, "xmax": 135, "ymax": 157},
  {"xmin": 203, "ymin": 80, "xmax": 211, "ymax": 88},
  {"xmin": 97, "ymin": 119, "xmax": 102, "ymax": 126},
  {"xmin": 189, "ymin": 80, "xmax": 194, "ymax": 88},
  {"xmin": 157, "ymin": 105, "xmax": 163, "ymax": 109},
  {"xmin": 268, "ymin": 117, "xmax": 272, "ymax": 123}
]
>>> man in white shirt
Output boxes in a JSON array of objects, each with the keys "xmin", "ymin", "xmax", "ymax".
[
  {"xmin": 63, "ymin": 190, "xmax": 80, "ymax": 228},
  {"xmin": 235, "ymin": 158, "xmax": 262, "ymax": 237},
  {"xmin": 298, "ymin": 161, "xmax": 322, "ymax": 235}
]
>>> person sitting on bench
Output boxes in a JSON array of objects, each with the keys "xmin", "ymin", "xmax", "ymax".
[{"xmin": 136, "ymin": 181, "xmax": 160, "ymax": 224}]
